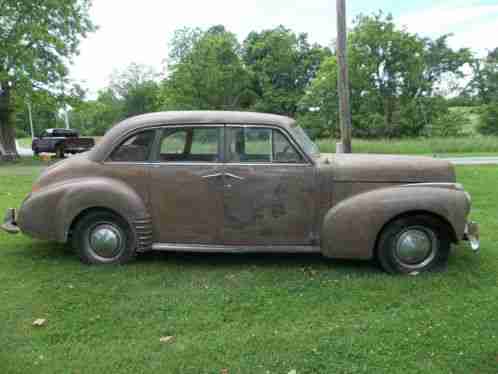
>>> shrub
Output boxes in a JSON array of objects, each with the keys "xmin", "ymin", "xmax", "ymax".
[
  {"xmin": 478, "ymin": 102, "xmax": 498, "ymax": 135},
  {"xmin": 430, "ymin": 110, "xmax": 466, "ymax": 137}
]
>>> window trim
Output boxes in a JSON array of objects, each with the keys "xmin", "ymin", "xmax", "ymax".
[
  {"xmin": 152, "ymin": 124, "xmax": 224, "ymax": 164},
  {"xmin": 105, "ymin": 129, "xmax": 157, "ymax": 163},
  {"xmin": 224, "ymin": 124, "xmax": 311, "ymax": 166},
  {"xmin": 102, "ymin": 123, "xmax": 314, "ymax": 166}
]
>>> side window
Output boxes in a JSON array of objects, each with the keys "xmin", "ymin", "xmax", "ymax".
[
  {"xmin": 157, "ymin": 127, "xmax": 221, "ymax": 162},
  {"xmin": 226, "ymin": 127, "xmax": 271, "ymax": 162},
  {"xmin": 226, "ymin": 127, "xmax": 304, "ymax": 163},
  {"xmin": 272, "ymin": 130, "xmax": 303, "ymax": 163},
  {"xmin": 109, "ymin": 130, "xmax": 155, "ymax": 162},
  {"xmin": 161, "ymin": 130, "xmax": 186, "ymax": 154}
]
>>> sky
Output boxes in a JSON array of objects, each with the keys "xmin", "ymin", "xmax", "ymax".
[{"xmin": 71, "ymin": 0, "xmax": 498, "ymax": 97}]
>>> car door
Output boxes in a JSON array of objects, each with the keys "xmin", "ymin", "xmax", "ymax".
[
  {"xmin": 149, "ymin": 125, "xmax": 224, "ymax": 244},
  {"xmin": 222, "ymin": 125, "xmax": 316, "ymax": 245}
]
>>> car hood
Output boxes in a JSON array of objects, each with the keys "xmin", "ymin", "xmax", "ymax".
[{"xmin": 320, "ymin": 154, "xmax": 456, "ymax": 183}]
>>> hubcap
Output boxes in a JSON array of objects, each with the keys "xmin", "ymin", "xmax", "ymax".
[
  {"xmin": 89, "ymin": 224, "xmax": 123, "ymax": 259},
  {"xmin": 395, "ymin": 227, "xmax": 436, "ymax": 267}
]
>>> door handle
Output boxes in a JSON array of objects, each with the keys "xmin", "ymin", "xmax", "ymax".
[
  {"xmin": 202, "ymin": 173, "xmax": 223, "ymax": 179},
  {"xmin": 224, "ymin": 172, "xmax": 245, "ymax": 181}
]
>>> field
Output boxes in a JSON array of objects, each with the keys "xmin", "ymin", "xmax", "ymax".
[
  {"xmin": 316, "ymin": 136, "xmax": 498, "ymax": 156},
  {"xmin": 0, "ymin": 159, "xmax": 497, "ymax": 373}
]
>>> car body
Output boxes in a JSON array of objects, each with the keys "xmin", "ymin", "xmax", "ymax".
[
  {"xmin": 32, "ymin": 128, "xmax": 95, "ymax": 158},
  {"xmin": 2, "ymin": 111, "xmax": 480, "ymax": 273}
]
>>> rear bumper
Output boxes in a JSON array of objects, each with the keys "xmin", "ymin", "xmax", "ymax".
[
  {"xmin": 463, "ymin": 221, "xmax": 480, "ymax": 252},
  {"xmin": 1, "ymin": 208, "xmax": 20, "ymax": 234}
]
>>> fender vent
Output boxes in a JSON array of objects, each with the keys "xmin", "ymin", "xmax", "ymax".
[{"xmin": 134, "ymin": 216, "xmax": 153, "ymax": 253}]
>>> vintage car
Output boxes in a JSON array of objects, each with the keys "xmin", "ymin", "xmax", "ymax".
[{"xmin": 2, "ymin": 111, "xmax": 480, "ymax": 274}]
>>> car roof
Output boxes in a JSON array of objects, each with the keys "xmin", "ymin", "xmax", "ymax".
[{"xmin": 89, "ymin": 111, "xmax": 297, "ymax": 161}]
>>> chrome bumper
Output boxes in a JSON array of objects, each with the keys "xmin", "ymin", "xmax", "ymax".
[
  {"xmin": 1, "ymin": 208, "xmax": 20, "ymax": 234},
  {"xmin": 463, "ymin": 221, "xmax": 480, "ymax": 252}
]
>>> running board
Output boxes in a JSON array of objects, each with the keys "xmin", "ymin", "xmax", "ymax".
[{"xmin": 151, "ymin": 243, "xmax": 321, "ymax": 254}]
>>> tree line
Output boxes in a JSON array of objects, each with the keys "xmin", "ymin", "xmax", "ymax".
[
  {"xmin": 1, "ymin": 2, "xmax": 498, "ymax": 158},
  {"xmin": 69, "ymin": 14, "xmax": 498, "ymax": 139}
]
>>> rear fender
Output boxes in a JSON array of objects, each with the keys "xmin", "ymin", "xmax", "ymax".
[
  {"xmin": 53, "ymin": 177, "xmax": 151, "ymax": 246},
  {"xmin": 320, "ymin": 185, "xmax": 468, "ymax": 259}
]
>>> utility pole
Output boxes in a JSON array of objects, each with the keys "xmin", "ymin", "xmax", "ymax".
[
  {"xmin": 64, "ymin": 108, "xmax": 70, "ymax": 129},
  {"xmin": 27, "ymin": 101, "xmax": 35, "ymax": 139},
  {"xmin": 336, "ymin": 0, "xmax": 352, "ymax": 153}
]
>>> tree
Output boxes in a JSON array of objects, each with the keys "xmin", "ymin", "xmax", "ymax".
[
  {"xmin": 300, "ymin": 12, "xmax": 471, "ymax": 138},
  {"xmin": 69, "ymin": 89, "xmax": 123, "ymax": 136},
  {"xmin": 163, "ymin": 26, "xmax": 254, "ymax": 110},
  {"xmin": 243, "ymin": 26, "xmax": 330, "ymax": 117},
  {"xmin": 69, "ymin": 64, "xmax": 162, "ymax": 136},
  {"xmin": 0, "ymin": 0, "xmax": 95, "ymax": 158},
  {"xmin": 109, "ymin": 63, "xmax": 161, "ymax": 118},
  {"xmin": 468, "ymin": 48, "xmax": 498, "ymax": 104}
]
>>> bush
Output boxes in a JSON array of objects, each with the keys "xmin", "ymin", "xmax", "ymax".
[
  {"xmin": 430, "ymin": 110, "xmax": 466, "ymax": 137},
  {"xmin": 478, "ymin": 102, "xmax": 498, "ymax": 135}
]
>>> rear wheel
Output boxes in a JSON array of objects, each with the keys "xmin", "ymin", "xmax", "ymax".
[
  {"xmin": 55, "ymin": 144, "xmax": 65, "ymax": 158},
  {"xmin": 71, "ymin": 210, "xmax": 136, "ymax": 265},
  {"xmin": 377, "ymin": 215, "xmax": 451, "ymax": 275}
]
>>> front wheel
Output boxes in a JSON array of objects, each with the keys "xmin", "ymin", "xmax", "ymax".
[
  {"xmin": 377, "ymin": 215, "xmax": 451, "ymax": 275},
  {"xmin": 71, "ymin": 210, "xmax": 136, "ymax": 265}
]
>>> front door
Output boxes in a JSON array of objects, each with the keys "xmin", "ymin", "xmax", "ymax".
[
  {"xmin": 149, "ymin": 125, "xmax": 224, "ymax": 244},
  {"xmin": 222, "ymin": 126, "xmax": 316, "ymax": 245}
]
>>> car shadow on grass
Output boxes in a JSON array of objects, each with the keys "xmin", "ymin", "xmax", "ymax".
[
  {"xmin": 137, "ymin": 250, "xmax": 380, "ymax": 275},
  {"xmin": 12, "ymin": 241, "xmax": 380, "ymax": 275}
]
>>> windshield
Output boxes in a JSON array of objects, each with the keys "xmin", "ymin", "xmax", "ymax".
[{"xmin": 291, "ymin": 126, "xmax": 320, "ymax": 158}]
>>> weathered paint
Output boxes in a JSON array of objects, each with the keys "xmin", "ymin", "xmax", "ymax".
[{"xmin": 10, "ymin": 111, "xmax": 474, "ymax": 260}]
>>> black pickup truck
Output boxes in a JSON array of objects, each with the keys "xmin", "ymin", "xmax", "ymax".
[{"xmin": 32, "ymin": 128, "xmax": 95, "ymax": 158}]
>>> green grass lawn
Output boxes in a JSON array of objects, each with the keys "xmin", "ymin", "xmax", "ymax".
[
  {"xmin": 317, "ymin": 136, "xmax": 498, "ymax": 156},
  {"xmin": 0, "ymin": 160, "xmax": 497, "ymax": 373}
]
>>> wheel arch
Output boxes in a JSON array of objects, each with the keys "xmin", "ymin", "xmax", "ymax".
[
  {"xmin": 373, "ymin": 210, "xmax": 458, "ymax": 260},
  {"xmin": 53, "ymin": 177, "xmax": 153, "ymax": 252},
  {"xmin": 320, "ymin": 185, "xmax": 467, "ymax": 260},
  {"xmin": 68, "ymin": 206, "xmax": 127, "ymax": 238}
]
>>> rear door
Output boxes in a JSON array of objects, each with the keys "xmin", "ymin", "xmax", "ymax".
[
  {"xmin": 148, "ymin": 125, "xmax": 225, "ymax": 244},
  {"xmin": 222, "ymin": 125, "xmax": 316, "ymax": 245}
]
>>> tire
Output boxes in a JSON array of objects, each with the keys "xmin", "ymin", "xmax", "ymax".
[
  {"xmin": 55, "ymin": 145, "xmax": 65, "ymax": 158},
  {"xmin": 376, "ymin": 215, "xmax": 451, "ymax": 275},
  {"xmin": 71, "ymin": 210, "xmax": 136, "ymax": 265},
  {"xmin": 33, "ymin": 147, "xmax": 39, "ymax": 156}
]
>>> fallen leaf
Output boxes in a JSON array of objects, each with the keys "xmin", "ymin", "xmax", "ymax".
[
  {"xmin": 32, "ymin": 318, "xmax": 46, "ymax": 327},
  {"xmin": 220, "ymin": 369, "xmax": 229, "ymax": 374},
  {"xmin": 159, "ymin": 336, "xmax": 175, "ymax": 343},
  {"xmin": 288, "ymin": 370, "xmax": 297, "ymax": 374}
]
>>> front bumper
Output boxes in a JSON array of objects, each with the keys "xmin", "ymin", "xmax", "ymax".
[
  {"xmin": 1, "ymin": 208, "xmax": 20, "ymax": 234},
  {"xmin": 463, "ymin": 221, "xmax": 480, "ymax": 252}
]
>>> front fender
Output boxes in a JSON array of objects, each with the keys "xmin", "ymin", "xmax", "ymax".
[{"xmin": 320, "ymin": 184, "xmax": 469, "ymax": 259}]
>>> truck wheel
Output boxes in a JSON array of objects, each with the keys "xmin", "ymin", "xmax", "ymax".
[
  {"xmin": 71, "ymin": 210, "xmax": 136, "ymax": 265},
  {"xmin": 55, "ymin": 145, "xmax": 65, "ymax": 158},
  {"xmin": 33, "ymin": 147, "xmax": 39, "ymax": 156},
  {"xmin": 376, "ymin": 215, "xmax": 451, "ymax": 275}
]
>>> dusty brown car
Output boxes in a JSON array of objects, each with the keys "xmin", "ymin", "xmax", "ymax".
[{"xmin": 2, "ymin": 111, "xmax": 479, "ymax": 274}]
